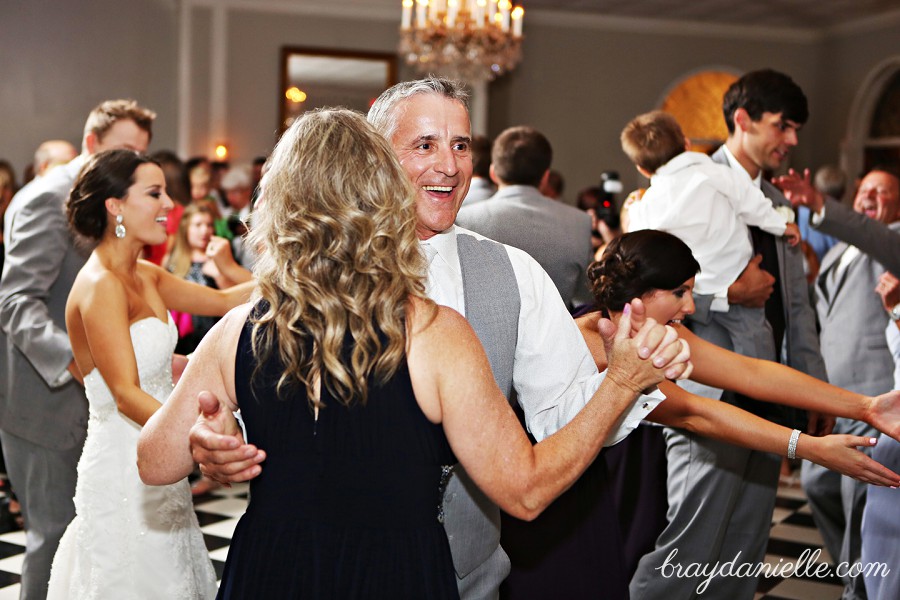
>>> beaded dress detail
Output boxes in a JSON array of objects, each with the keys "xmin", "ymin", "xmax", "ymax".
[{"xmin": 47, "ymin": 316, "xmax": 217, "ymax": 600}]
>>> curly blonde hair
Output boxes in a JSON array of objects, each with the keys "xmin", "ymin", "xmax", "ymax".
[{"xmin": 247, "ymin": 108, "xmax": 430, "ymax": 407}]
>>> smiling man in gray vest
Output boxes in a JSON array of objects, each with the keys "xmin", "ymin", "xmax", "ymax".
[{"xmin": 188, "ymin": 77, "xmax": 690, "ymax": 600}]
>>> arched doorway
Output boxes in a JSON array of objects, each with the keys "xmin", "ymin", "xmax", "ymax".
[{"xmin": 843, "ymin": 57, "xmax": 900, "ymax": 181}]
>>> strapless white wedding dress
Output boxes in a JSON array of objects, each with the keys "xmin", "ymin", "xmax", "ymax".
[{"xmin": 47, "ymin": 316, "xmax": 217, "ymax": 599}]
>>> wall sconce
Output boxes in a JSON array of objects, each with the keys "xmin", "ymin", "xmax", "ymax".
[{"xmin": 214, "ymin": 143, "xmax": 229, "ymax": 161}]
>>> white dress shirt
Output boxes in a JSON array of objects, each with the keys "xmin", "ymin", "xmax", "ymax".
[
  {"xmin": 421, "ymin": 225, "xmax": 663, "ymax": 445},
  {"xmin": 629, "ymin": 151, "xmax": 788, "ymax": 299}
]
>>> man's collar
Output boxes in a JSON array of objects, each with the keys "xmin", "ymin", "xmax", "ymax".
[
  {"xmin": 420, "ymin": 224, "xmax": 459, "ymax": 267},
  {"xmin": 721, "ymin": 144, "xmax": 761, "ymax": 187}
]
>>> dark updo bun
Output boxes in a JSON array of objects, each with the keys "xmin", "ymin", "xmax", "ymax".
[
  {"xmin": 588, "ymin": 229, "xmax": 701, "ymax": 313},
  {"xmin": 67, "ymin": 149, "xmax": 156, "ymax": 240}
]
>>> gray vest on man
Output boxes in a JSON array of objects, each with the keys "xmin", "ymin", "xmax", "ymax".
[{"xmin": 441, "ymin": 233, "xmax": 520, "ymax": 599}]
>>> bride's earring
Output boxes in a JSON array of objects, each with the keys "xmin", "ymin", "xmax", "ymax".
[{"xmin": 115, "ymin": 214, "xmax": 126, "ymax": 239}]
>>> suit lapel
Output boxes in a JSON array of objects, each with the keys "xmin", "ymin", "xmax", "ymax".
[{"xmin": 817, "ymin": 242, "xmax": 848, "ymax": 307}]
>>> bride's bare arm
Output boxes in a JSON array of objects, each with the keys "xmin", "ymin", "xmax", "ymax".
[
  {"xmin": 138, "ymin": 303, "xmax": 250, "ymax": 485},
  {"xmin": 143, "ymin": 260, "xmax": 254, "ymax": 318},
  {"xmin": 71, "ymin": 271, "xmax": 162, "ymax": 426}
]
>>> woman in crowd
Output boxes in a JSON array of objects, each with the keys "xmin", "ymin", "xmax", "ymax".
[
  {"xmin": 165, "ymin": 202, "xmax": 251, "ymax": 355},
  {"xmin": 136, "ymin": 108, "xmax": 680, "ymax": 599},
  {"xmin": 47, "ymin": 149, "xmax": 253, "ymax": 599}
]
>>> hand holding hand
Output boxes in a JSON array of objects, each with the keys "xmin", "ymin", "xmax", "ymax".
[
  {"xmin": 773, "ymin": 168, "xmax": 824, "ymax": 213},
  {"xmin": 728, "ymin": 255, "xmax": 775, "ymax": 308},
  {"xmin": 190, "ymin": 390, "xmax": 265, "ymax": 484},
  {"xmin": 783, "ymin": 222, "xmax": 801, "ymax": 247}
]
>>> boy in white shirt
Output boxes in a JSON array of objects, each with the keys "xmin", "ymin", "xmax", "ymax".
[
  {"xmin": 620, "ymin": 110, "xmax": 799, "ymax": 372},
  {"xmin": 622, "ymin": 110, "xmax": 799, "ymax": 305}
]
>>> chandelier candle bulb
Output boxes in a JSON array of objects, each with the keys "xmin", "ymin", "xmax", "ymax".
[
  {"xmin": 511, "ymin": 6, "xmax": 523, "ymax": 37},
  {"xmin": 402, "ymin": 0, "xmax": 414, "ymax": 29},
  {"xmin": 447, "ymin": 0, "xmax": 458, "ymax": 27},
  {"xmin": 499, "ymin": 0, "xmax": 511, "ymax": 32},
  {"xmin": 416, "ymin": 0, "xmax": 427, "ymax": 27}
]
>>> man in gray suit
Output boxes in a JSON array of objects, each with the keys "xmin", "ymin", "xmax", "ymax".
[
  {"xmin": 187, "ymin": 77, "xmax": 690, "ymax": 600},
  {"xmin": 460, "ymin": 134, "xmax": 495, "ymax": 207},
  {"xmin": 0, "ymin": 99, "xmax": 155, "ymax": 600},
  {"xmin": 456, "ymin": 126, "xmax": 592, "ymax": 308},
  {"xmin": 631, "ymin": 69, "xmax": 829, "ymax": 599},
  {"xmin": 781, "ymin": 166, "xmax": 900, "ymax": 599}
]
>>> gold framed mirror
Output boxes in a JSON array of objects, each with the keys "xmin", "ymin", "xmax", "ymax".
[{"xmin": 279, "ymin": 46, "xmax": 397, "ymax": 134}]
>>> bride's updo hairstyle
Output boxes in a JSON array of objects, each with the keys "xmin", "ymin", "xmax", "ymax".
[
  {"xmin": 67, "ymin": 149, "xmax": 155, "ymax": 240},
  {"xmin": 588, "ymin": 229, "xmax": 700, "ymax": 315}
]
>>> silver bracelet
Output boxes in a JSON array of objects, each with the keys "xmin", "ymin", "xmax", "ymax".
[{"xmin": 787, "ymin": 429, "xmax": 801, "ymax": 460}]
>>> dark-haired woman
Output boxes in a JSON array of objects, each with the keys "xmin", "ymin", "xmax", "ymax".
[
  {"xmin": 575, "ymin": 230, "xmax": 900, "ymax": 595},
  {"xmin": 577, "ymin": 230, "xmax": 899, "ymax": 479},
  {"xmin": 47, "ymin": 150, "xmax": 253, "ymax": 599}
]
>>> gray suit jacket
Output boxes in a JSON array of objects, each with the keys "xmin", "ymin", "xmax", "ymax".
[
  {"xmin": 456, "ymin": 185, "xmax": 592, "ymax": 307},
  {"xmin": 813, "ymin": 198, "xmax": 900, "ymax": 395},
  {"xmin": 688, "ymin": 148, "xmax": 826, "ymax": 381},
  {"xmin": 0, "ymin": 156, "xmax": 89, "ymax": 450}
]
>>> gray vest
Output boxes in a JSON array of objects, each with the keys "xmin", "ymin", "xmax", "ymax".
[{"xmin": 442, "ymin": 234, "xmax": 520, "ymax": 585}]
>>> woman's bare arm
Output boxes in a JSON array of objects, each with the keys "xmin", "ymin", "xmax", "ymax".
[
  {"xmin": 649, "ymin": 382, "xmax": 900, "ymax": 487},
  {"xmin": 138, "ymin": 303, "xmax": 250, "ymax": 484},
  {"xmin": 408, "ymin": 300, "xmax": 677, "ymax": 521}
]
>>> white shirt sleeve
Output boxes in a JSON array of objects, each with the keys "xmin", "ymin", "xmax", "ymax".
[
  {"xmin": 505, "ymin": 246, "xmax": 664, "ymax": 444},
  {"xmin": 728, "ymin": 173, "xmax": 787, "ymax": 236}
]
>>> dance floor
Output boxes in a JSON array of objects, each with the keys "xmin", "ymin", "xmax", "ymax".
[{"xmin": 0, "ymin": 480, "xmax": 843, "ymax": 599}]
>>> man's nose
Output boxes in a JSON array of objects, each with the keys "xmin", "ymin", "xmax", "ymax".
[{"xmin": 434, "ymin": 147, "xmax": 459, "ymax": 176}]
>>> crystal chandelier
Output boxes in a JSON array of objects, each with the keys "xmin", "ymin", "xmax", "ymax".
[{"xmin": 399, "ymin": 0, "xmax": 525, "ymax": 83}]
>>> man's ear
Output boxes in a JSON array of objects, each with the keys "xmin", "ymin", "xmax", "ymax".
[
  {"xmin": 489, "ymin": 163, "xmax": 500, "ymax": 185},
  {"xmin": 733, "ymin": 108, "xmax": 752, "ymax": 133},
  {"xmin": 538, "ymin": 169, "xmax": 551, "ymax": 191},
  {"xmin": 84, "ymin": 132, "xmax": 98, "ymax": 155}
]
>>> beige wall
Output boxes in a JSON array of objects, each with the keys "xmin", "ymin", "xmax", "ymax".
[{"xmin": 2, "ymin": 1, "xmax": 899, "ymax": 200}]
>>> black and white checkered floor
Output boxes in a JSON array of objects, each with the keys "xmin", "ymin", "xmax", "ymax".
[{"xmin": 0, "ymin": 481, "xmax": 842, "ymax": 599}]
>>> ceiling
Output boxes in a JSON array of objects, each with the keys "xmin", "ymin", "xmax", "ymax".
[{"xmin": 522, "ymin": 0, "xmax": 900, "ymax": 31}]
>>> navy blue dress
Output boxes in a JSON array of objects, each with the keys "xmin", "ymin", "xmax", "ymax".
[{"xmin": 217, "ymin": 313, "xmax": 459, "ymax": 599}]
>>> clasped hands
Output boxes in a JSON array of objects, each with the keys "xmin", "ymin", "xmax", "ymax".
[{"xmin": 600, "ymin": 298, "xmax": 693, "ymax": 394}]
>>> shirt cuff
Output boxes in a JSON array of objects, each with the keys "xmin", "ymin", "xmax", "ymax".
[
  {"xmin": 603, "ymin": 388, "xmax": 665, "ymax": 447},
  {"xmin": 810, "ymin": 204, "xmax": 826, "ymax": 226},
  {"xmin": 51, "ymin": 366, "xmax": 74, "ymax": 388},
  {"xmin": 710, "ymin": 293, "xmax": 730, "ymax": 313}
]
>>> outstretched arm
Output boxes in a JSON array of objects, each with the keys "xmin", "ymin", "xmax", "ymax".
[
  {"xmin": 681, "ymin": 325, "xmax": 899, "ymax": 437},
  {"xmin": 649, "ymin": 382, "xmax": 900, "ymax": 487},
  {"xmin": 147, "ymin": 260, "xmax": 255, "ymax": 318},
  {"xmin": 138, "ymin": 303, "xmax": 250, "ymax": 485},
  {"xmin": 411, "ymin": 300, "xmax": 682, "ymax": 521}
]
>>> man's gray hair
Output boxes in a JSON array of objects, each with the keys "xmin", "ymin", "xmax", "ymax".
[{"xmin": 367, "ymin": 76, "xmax": 470, "ymax": 140}]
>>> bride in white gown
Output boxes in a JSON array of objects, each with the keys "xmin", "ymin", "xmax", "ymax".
[{"xmin": 47, "ymin": 149, "xmax": 253, "ymax": 599}]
